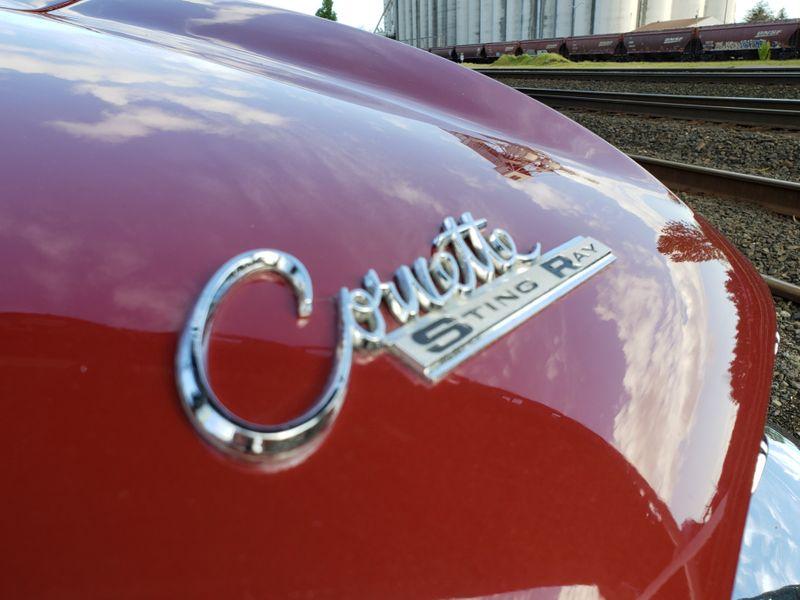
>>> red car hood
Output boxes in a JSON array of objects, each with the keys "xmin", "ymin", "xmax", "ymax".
[{"xmin": 0, "ymin": 2, "xmax": 775, "ymax": 598}]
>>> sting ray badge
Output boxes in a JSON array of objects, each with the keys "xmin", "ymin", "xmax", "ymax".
[{"xmin": 176, "ymin": 213, "xmax": 615, "ymax": 463}]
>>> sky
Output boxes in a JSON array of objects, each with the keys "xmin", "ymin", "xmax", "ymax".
[
  {"xmin": 735, "ymin": 0, "xmax": 799, "ymax": 20},
  {"xmin": 265, "ymin": 0, "xmax": 797, "ymax": 29},
  {"xmin": 264, "ymin": 0, "xmax": 384, "ymax": 32}
]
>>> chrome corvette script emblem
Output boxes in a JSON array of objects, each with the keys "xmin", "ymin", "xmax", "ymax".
[{"xmin": 176, "ymin": 213, "xmax": 614, "ymax": 463}]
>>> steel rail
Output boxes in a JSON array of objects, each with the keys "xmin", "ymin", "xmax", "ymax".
[
  {"xmin": 527, "ymin": 89, "xmax": 800, "ymax": 110},
  {"xmin": 630, "ymin": 154, "xmax": 800, "ymax": 218},
  {"xmin": 478, "ymin": 71, "xmax": 800, "ymax": 299},
  {"xmin": 475, "ymin": 67, "xmax": 800, "ymax": 84},
  {"xmin": 762, "ymin": 275, "xmax": 800, "ymax": 304},
  {"xmin": 628, "ymin": 155, "xmax": 800, "ymax": 302},
  {"xmin": 517, "ymin": 88, "xmax": 800, "ymax": 129}
]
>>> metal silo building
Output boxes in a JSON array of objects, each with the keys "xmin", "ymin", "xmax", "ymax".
[
  {"xmin": 382, "ymin": 0, "xmax": 736, "ymax": 48},
  {"xmin": 670, "ymin": 0, "xmax": 705, "ymax": 20},
  {"xmin": 592, "ymin": 0, "xmax": 639, "ymax": 35},
  {"xmin": 704, "ymin": 0, "xmax": 736, "ymax": 25}
]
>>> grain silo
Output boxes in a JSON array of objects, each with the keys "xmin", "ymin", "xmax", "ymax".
[
  {"xmin": 670, "ymin": 0, "xmax": 705, "ymax": 20},
  {"xmin": 703, "ymin": 0, "xmax": 736, "ymax": 24},
  {"xmin": 641, "ymin": 0, "xmax": 673, "ymax": 26},
  {"xmin": 383, "ymin": 0, "xmax": 735, "ymax": 49},
  {"xmin": 591, "ymin": 0, "xmax": 639, "ymax": 34}
]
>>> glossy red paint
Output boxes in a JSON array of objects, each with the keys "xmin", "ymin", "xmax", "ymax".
[{"xmin": 0, "ymin": 2, "xmax": 775, "ymax": 598}]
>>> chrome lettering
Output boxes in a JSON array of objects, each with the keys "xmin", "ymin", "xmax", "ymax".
[
  {"xmin": 346, "ymin": 212, "xmax": 541, "ymax": 349},
  {"xmin": 541, "ymin": 256, "xmax": 576, "ymax": 278},
  {"xmin": 178, "ymin": 213, "xmax": 612, "ymax": 465}
]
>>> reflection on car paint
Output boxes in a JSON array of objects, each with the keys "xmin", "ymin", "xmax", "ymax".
[{"xmin": 0, "ymin": 2, "xmax": 777, "ymax": 597}]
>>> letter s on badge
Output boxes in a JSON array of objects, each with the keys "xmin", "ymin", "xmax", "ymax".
[{"xmin": 411, "ymin": 318, "xmax": 473, "ymax": 353}]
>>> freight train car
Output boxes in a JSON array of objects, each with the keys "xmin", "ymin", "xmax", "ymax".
[
  {"xmin": 430, "ymin": 19, "xmax": 799, "ymax": 63},
  {"xmin": 485, "ymin": 41, "xmax": 521, "ymax": 58},
  {"xmin": 623, "ymin": 27, "xmax": 702, "ymax": 60},
  {"xmin": 430, "ymin": 46, "xmax": 456, "ymax": 60},
  {"xmin": 567, "ymin": 33, "xmax": 626, "ymax": 60},
  {"xmin": 519, "ymin": 37, "xmax": 568, "ymax": 57},
  {"xmin": 698, "ymin": 20, "xmax": 800, "ymax": 59},
  {"xmin": 454, "ymin": 43, "xmax": 487, "ymax": 62}
]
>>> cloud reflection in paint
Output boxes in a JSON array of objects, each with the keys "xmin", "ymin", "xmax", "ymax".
[
  {"xmin": 0, "ymin": 19, "xmax": 290, "ymax": 144},
  {"xmin": 463, "ymin": 143, "xmax": 743, "ymax": 527}
]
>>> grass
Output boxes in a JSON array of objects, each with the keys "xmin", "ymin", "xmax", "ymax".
[
  {"xmin": 491, "ymin": 52, "xmax": 572, "ymax": 67},
  {"xmin": 466, "ymin": 54, "xmax": 800, "ymax": 69}
]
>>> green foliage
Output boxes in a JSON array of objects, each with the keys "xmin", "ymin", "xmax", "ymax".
[
  {"xmin": 491, "ymin": 52, "xmax": 571, "ymax": 67},
  {"xmin": 315, "ymin": 0, "xmax": 337, "ymax": 21},
  {"xmin": 758, "ymin": 39, "xmax": 772, "ymax": 60},
  {"xmin": 776, "ymin": 8, "xmax": 788, "ymax": 20},
  {"xmin": 745, "ymin": 0, "xmax": 773, "ymax": 22}
]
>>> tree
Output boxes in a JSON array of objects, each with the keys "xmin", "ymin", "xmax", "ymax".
[
  {"xmin": 744, "ymin": 0, "xmax": 773, "ymax": 22},
  {"xmin": 776, "ymin": 8, "xmax": 788, "ymax": 20},
  {"xmin": 315, "ymin": 0, "xmax": 337, "ymax": 21}
]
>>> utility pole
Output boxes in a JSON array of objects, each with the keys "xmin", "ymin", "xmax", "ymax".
[{"xmin": 374, "ymin": 0, "xmax": 395, "ymax": 34}]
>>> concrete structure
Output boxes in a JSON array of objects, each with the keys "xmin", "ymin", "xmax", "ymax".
[
  {"xmin": 381, "ymin": 0, "xmax": 736, "ymax": 47},
  {"xmin": 632, "ymin": 16, "xmax": 721, "ymax": 31}
]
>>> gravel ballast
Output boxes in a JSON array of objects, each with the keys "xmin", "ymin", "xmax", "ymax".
[
  {"xmin": 562, "ymin": 110, "xmax": 800, "ymax": 183},
  {"xmin": 494, "ymin": 75, "xmax": 800, "ymax": 99},
  {"xmin": 770, "ymin": 297, "xmax": 800, "ymax": 437},
  {"xmin": 494, "ymin": 74, "xmax": 800, "ymax": 435}
]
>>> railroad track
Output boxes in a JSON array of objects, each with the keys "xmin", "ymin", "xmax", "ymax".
[
  {"xmin": 631, "ymin": 154, "xmax": 800, "ymax": 218},
  {"xmin": 476, "ymin": 67, "xmax": 800, "ymax": 300},
  {"xmin": 629, "ymin": 155, "xmax": 800, "ymax": 303},
  {"xmin": 475, "ymin": 67, "xmax": 800, "ymax": 84},
  {"xmin": 517, "ymin": 88, "xmax": 800, "ymax": 129},
  {"xmin": 763, "ymin": 276, "xmax": 800, "ymax": 304}
]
